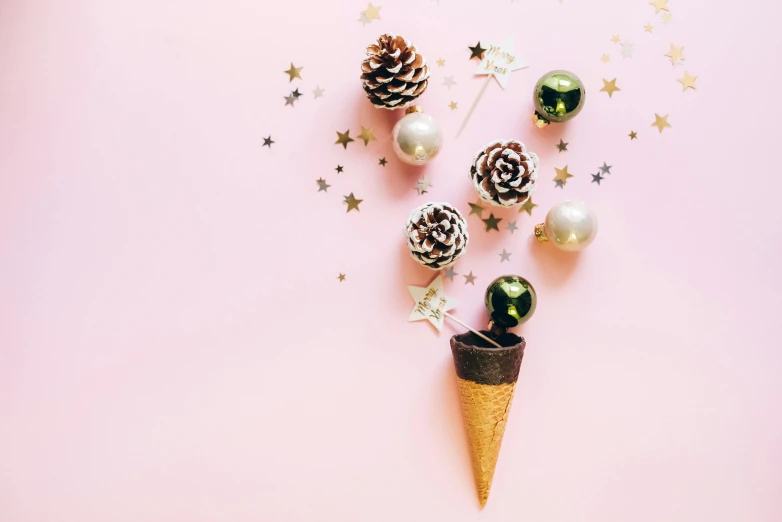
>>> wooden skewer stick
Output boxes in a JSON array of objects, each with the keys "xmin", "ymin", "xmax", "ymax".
[
  {"xmin": 444, "ymin": 312, "xmax": 502, "ymax": 348},
  {"xmin": 455, "ymin": 75, "xmax": 493, "ymax": 138}
]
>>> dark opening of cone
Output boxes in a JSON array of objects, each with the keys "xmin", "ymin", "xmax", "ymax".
[{"xmin": 450, "ymin": 331, "xmax": 525, "ymax": 386}]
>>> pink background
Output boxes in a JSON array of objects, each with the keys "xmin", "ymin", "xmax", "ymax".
[{"xmin": 2, "ymin": 0, "xmax": 782, "ymax": 520}]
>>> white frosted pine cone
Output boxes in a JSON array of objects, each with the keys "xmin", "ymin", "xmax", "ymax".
[
  {"xmin": 469, "ymin": 139, "xmax": 539, "ymax": 207},
  {"xmin": 405, "ymin": 202, "xmax": 469, "ymax": 270},
  {"xmin": 361, "ymin": 33, "xmax": 430, "ymax": 110}
]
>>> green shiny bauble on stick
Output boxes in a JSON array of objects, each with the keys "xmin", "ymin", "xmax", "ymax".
[
  {"xmin": 532, "ymin": 70, "xmax": 585, "ymax": 127},
  {"xmin": 485, "ymin": 275, "xmax": 537, "ymax": 330}
]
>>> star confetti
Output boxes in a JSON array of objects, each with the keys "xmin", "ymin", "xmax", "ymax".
[
  {"xmin": 291, "ymin": 88, "xmax": 302, "ymax": 100},
  {"xmin": 468, "ymin": 42, "xmax": 486, "ymax": 59},
  {"xmin": 283, "ymin": 63, "xmax": 303, "ymax": 82},
  {"xmin": 601, "ymin": 54, "xmax": 611, "ymax": 63},
  {"xmin": 678, "ymin": 71, "xmax": 698, "ymax": 91},
  {"xmin": 482, "ymin": 213, "xmax": 502, "ymax": 232},
  {"xmin": 665, "ymin": 44, "xmax": 685, "ymax": 65},
  {"xmin": 338, "ymin": 273, "xmax": 346, "ymax": 282},
  {"xmin": 343, "ymin": 193, "xmax": 362, "ymax": 212},
  {"xmin": 335, "ymin": 165, "xmax": 344, "ymax": 174},
  {"xmin": 498, "ymin": 249, "xmax": 512, "ymax": 262},
  {"xmin": 591, "ymin": 172, "xmax": 604, "ymax": 185},
  {"xmin": 408, "ymin": 275, "xmax": 457, "ymax": 331},
  {"xmin": 361, "ymin": 3, "xmax": 382, "ymax": 22},
  {"xmin": 378, "ymin": 157, "xmax": 387, "ymax": 167},
  {"xmin": 416, "ymin": 176, "xmax": 432, "ymax": 195},
  {"xmin": 519, "ymin": 197, "xmax": 537, "ymax": 215},
  {"xmin": 557, "ymin": 139, "xmax": 568, "ymax": 152},
  {"xmin": 620, "ymin": 39, "xmax": 635, "ymax": 59},
  {"xmin": 358, "ymin": 126, "xmax": 377, "ymax": 146},
  {"xmin": 652, "ymin": 113, "xmax": 671, "ymax": 133},
  {"xmin": 443, "ymin": 76, "xmax": 457, "ymax": 89},
  {"xmin": 335, "ymin": 130, "xmax": 354, "ymax": 149},
  {"xmin": 284, "ymin": 93, "xmax": 296, "ymax": 107},
  {"xmin": 600, "ymin": 78, "xmax": 620, "ymax": 98},
  {"xmin": 629, "ymin": 130, "xmax": 638, "ymax": 140},
  {"xmin": 599, "ymin": 162, "xmax": 612, "ymax": 175},
  {"xmin": 443, "ymin": 266, "xmax": 457, "ymax": 281},
  {"xmin": 507, "ymin": 220, "xmax": 518, "ymax": 233},
  {"xmin": 313, "ymin": 86, "xmax": 325, "ymax": 99},
  {"xmin": 468, "ymin": 200, "xmax": 485, "ymax": 217},
  {"xmin": 262, "ymin": 136, "xmax": 274, "ymax": 148},
  {"xmin": 645, "ymin": 23, "xmax": 654, "ymax": 33},
  {"xmin": 436, "ymin": 58, "xmax": 446, "ymax": 67},
  {"xmin": 611, "ymin": 35, "xmax": 621, "ymax": 44},
  {"xmin": 554, "ymin": 165, "xmax": 574, "ymax": 186},
  {"xmin": 463, "ymin": 271, "xmax": 477, "ymax": 285},
  {"xmin": 555, "ymin": 179, "xmax": 565, "ymax": 189},
  {"xmin": 316, "ymin": 178, "xmax": 331, "ymax": 192},
  {"xmin": 649, "ymin": 0, "xmax": 669, "ymax": 13},
  {"xmin": 449, "ymin": 101, "xmax": 458, "ymax": 110},
  {"xmin": 661, "ymin": 12, "xmax": 673, "ymax": 24}
]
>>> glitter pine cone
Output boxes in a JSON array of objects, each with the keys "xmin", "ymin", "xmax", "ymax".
[
  {"xmin": 361, "ymin": 33, "xmax": 430, "ymax": 110},
  {"xmin": 469, "ymin": 139, "xmax": 539, "ymax": 207},
  {"xmin": 405, "ymin": 202, "xmax": 469, "ymax": 270}
]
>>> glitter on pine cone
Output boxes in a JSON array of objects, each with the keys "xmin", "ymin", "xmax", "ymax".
[
  {"xmin": 470, "ymin": 140, "xmax": 539, "ymax": 208},
  {"xmin": 405, "ymin": 202, "xmax": 469, "ymax": 270},
  {"xmin": 361, "ymin": 34, "xmax": 430, "ymax": 110}
]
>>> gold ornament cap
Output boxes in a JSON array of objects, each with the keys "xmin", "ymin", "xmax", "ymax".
[
  {"xmin": 405, "ymin": 105, "xmax": 424, "ymax": 115},
  {"xmin": 534, "ymin": 223, "xmax": 548, "ymax": 242},
  {"xmin": 532, "ymin": 113, "xmax": 549, "ymax": 128}
]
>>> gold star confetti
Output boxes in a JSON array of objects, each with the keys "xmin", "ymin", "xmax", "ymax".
[
  {"xmin": 358, "ymin": 126, "xmax": 377, "ymax": 146},
  {"xmin": 262, "ymin": 136, "xmax": 274, "ymax": 148},
  {"xmin": 677, "ymin": 71, "xmax": 698, "ymax": 91},
  {"xmin": 651, "ymin": 113, "xmax": 671, "ymax": 133},
  {"xmin": 665, "ymin": 44, "xmax": 685, "ymax": 65},
  {"xmin": 338, "ymin": 273, "xmax": 346, "ymax": 282},
  {"xmin": 449, "ymin": 101, "xmax": 458, "ymax": 110},
  {"xmin": 611, "ymin": 34, "xmax": 621, "ymax": 44},
  {"xmin": 645, "ymin": 23, "xmax": 654, "ymax": 32},
  {"xmin": 629, "ymin": 130, "xmax": 638, "ymax": 140},
  {"xmin": 316, "ymin": 178, "xmax": 331, "ymax": 192},
  {"xmin": 482, "ymin": 213, "xmax": 502, "ymax": 232},
  {"xmin": 283, "ymin": 63, "xmax": 303, "ymax": 82},
  {"xmin": 649, "ymin": 0, "xmax": 668, "ymax": 13},
  {"xmin": 361, "ymin": 3, "xmax": 382, "ymax": 21},
  {"xmin": 335, "ymin": 130, "xmax": 354, "ymax": 149},
  {"xmin": 601, "ymin": 54, "xmax": 611, "ymax": 63},
  {"xmin": 600, "ymin": 78, "xmax": 621, "ymax": 98},
  {"xmin": 554, "ymin": 166, "xmax": 574, "ymax": 186},
  {"xmin": 468, "ymin": 200, "xmax": 484, "ymax": 217},
  {"xmin": 661, "ymin": 12, "xmax": 673, "ymax": 24},
  {"xmin": 519, "ymin": 197, "xmax": 537, "ymax": 215},
  {"xmin": 378, "ymin": 157, "xmax": 387, "ymax": 167},
  {"xmin": 343, "ymin": 193, "xmax": 363, "ymax": 212},
  {"xmin": 436, "ymin": 58, "xmax": 446, "ymax": 67},
  {"xmin": 556, "ymin": 139, "xmax": 568, "ymax": 152}
]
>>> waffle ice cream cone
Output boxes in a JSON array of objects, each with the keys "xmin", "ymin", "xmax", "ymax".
[{"xmin": 450, "ymin": 331, "xmax": 525, "ymax": 507}]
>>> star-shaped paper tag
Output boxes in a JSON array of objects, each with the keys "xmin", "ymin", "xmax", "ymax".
[
  {"xmin": 408, "ymin": 276, "xmax": 457, "ymax": 331},
  {"xmin": 475, "ymin": 38, "xmax": 528, "ymax": 89}
]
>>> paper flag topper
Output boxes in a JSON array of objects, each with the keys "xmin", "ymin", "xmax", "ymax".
[
  {"xmin": 475, "ymin": 38, "xmax": 528, "ymax": 90},
  {"xmin": 408, "ymin": 276, "xmax": 457, "ymax": 331}
]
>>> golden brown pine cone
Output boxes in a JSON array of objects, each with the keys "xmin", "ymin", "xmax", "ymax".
[
  {"xmin": 470, "ymin": 140, "xmax": 539, "ymax": 207},
  {"xmin": 405, "ymin": 202, "xmax": 469, "ymax": 269},
  {"xmin": 361, "ymin": 34, "xmax": 430, "ymax": 110}
]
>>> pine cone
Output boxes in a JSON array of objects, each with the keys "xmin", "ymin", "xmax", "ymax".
[
  {"xmin": 361, "ymin": 34, "xmax": 430, "ymax": 110},
  {"xmin": 405, "ymin": 202, "xmax": 469, "ymax": 270},
  {"xmin": 470, "ymin": 140, "xmax": 539, "ymax": 207}
]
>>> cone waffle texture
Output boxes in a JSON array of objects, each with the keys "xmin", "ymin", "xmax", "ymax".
[
  {"xmin": 360, "ymin": 33, "xmax": 430, "ymax": 110},
  {"xmin": 450, "ymin": 331, "xmax": 525, "ymax": 507},
  {"xmin": 456, "ymin": 378, "xmax": 516, "ymax": 507}
]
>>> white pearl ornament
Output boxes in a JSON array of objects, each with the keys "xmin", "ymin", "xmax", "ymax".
[
  {"xmin": 534, "ymin": 200, "xmax": 598, "ymax": 252},
  {"xmin": 391, "ymin": 106, "xmax": 443, "ymax": 166}
]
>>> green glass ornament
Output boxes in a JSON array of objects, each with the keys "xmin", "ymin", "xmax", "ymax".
[
  {"xmin": 532, "ymin": 70, "xmax": 585, "ymax": 127},
  {"xmin": 485, "ymin": 275, "xmax": 537, "ymax": 329}
]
